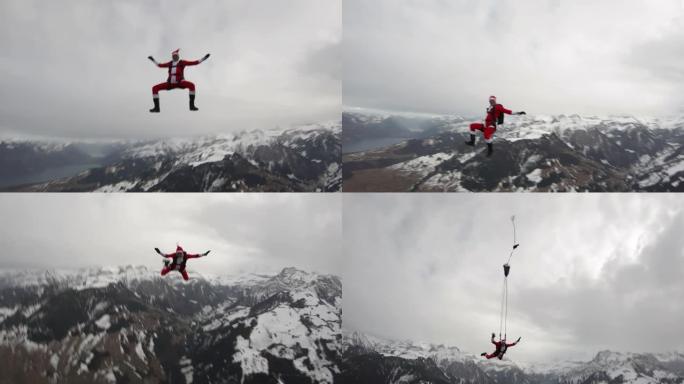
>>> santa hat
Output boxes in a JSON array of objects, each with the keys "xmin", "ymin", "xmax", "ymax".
[
  {"xmin": 172, "ymin": 49, "xmax": 180, "ymax": 56},
  {"xmin": 176, "ymin": 245, "xmax": 184, "ymax": 252},
  {"xmin": 489, "ymin": 95, "xmax": 497, "ymax": 101}
]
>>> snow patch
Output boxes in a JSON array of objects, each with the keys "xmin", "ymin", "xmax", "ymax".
[
  {"xmin": 234, "ymin": 336, "xmax": 269, "ymax": 377},
  {"xmin": 526, "ymin": 168, "xmax": 543, "ymax": 184},
  {"xmin": 95, "ymin": 314, "xmax": 111, "ymax": 330},
  {"xmin": 180, "ymin": 356, "xmax": 194, "ymax": 383}
]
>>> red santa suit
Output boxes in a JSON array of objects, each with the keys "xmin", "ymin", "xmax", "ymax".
[
  {"xmin": 469, "ymin": 101, "xmax": 513, "ymax": 143},
  {"xmin": 152, "ymin": 49, "xmax": 204, "ymax": 98},
  {"xmin": 160, "ymin": 245, "xmax": 202, "ymax": 281},
  {"xmin": 483, "ymin": 336, "xmax": 519, "ymax": 359}
]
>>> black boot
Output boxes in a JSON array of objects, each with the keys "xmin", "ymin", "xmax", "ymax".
[
  {"xmin": 149, "ymin": 98, "xmax": 160, "ymax": 113},
  {"xmin": 465, "ymin": 134, "xmax": 475, "ymax": 146},
  {"xmin": 487, "ymin": 143, "xmax": 493, "ymax": 157},
  {"xmin": 189, "ymin": 94, "xmax": 198, "ymax": 111}
]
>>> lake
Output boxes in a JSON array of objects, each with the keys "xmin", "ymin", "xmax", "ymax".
[{"xmin": 0, "ymin": 163, "xmax": 103, "ymax": 188}]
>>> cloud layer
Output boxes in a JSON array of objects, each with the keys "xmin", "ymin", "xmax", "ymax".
[
  {"xmin": 0, "ymin": 0, "xmax": 341, "ymax": 139},
  {"xmin": 344, "ymin": 0, "xmax": 684, "ymax": 117},
  {"xmin": 0, "ymin": 194, "xmax": 342, "ymax": 277},
  {"xmin": 342, "ymin": 194, "xmax": 684, "ymax": 362}
]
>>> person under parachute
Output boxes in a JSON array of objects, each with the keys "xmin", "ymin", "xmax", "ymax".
[
  {"xmin": 148, "ymin": 49, "xmax": 211, "ymax": 113},
  {"xmin": 481, "ymin": 333, "xmax": 521, "ymax": 360},
  {"xmin": 481, "ymin": 216, "xmax": 522, "ymax": 360},
  {"xmin": 155, "ymin": 245, "xmax": 210, "ymax": 281},
  {"xmin": 465, "ymin": 95, "xmax": 526, "ymax": 157}
]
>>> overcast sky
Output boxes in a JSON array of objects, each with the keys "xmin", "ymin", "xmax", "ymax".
[
  {"xmin": 343, "ymin": 193, "xmax": 684, "ymax": 363},
  {"xmin": 0, "ymin": 0, "xmax": 340, "ymax": 140},
  {"xmin": 0, "ymin": 194, "xmax": 341, "ymax": 277},
  {"xmin": 344, "ymin": 0, "xmax": 684, "ymax": 117}
]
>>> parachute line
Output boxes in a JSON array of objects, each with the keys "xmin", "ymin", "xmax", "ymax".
[
  {"xmin": 499, "ymin": 276, "xmax": 505, "ymax": 339},
  {"xmin": 506, "ymin": 215, "xmax": 519, "ymax": 265},
  {"xmin": 500, "ymin": 215, "xmax": 519, "ymax": 341}
]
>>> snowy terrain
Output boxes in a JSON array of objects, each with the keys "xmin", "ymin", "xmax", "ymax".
[
  {"xmin": 343, "ymin": 112, "xmax": 684, "ymax": 192},
  {"xmin": 3, "ymin": 121, "xmax": 341, "ymax": 192},
  {"xmin": 338, "ymin": 330, "xmax": 684, "ymax": 384},
  {"xmin": 0, "ymin": 266, "xmax": 342, "ymax": 384}
]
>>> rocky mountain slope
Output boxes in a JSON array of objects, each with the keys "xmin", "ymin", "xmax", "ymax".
[
  {"xmin": 343, "ymin": 112, "xmax": 684, "ymax": 192},
  {"xmin": 3, "ymin": 122, "xmax": 341, "ymax": 192},
  {"xmin": 0, "ymin": 266, "xmax": 341, "ymax": 384},
  {"xmin": 338, "ymin": 330, "xmax": 684, "ymax": 384}
]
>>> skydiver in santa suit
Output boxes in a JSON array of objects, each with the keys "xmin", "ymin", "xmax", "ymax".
[
  {"xmin": 481, "ymin": 333, "xmax": 521, "ymax": 360},
  {"xmin": 155, "ymin": 245, "xmax": 210, "ymax": 281},
  {"xmin": 148, "ymin": 49, "xmax": 211, "ymax": 113},
  {"xmin": 465, "ymin": 95, "xmax": 526, "ymax": 157}
]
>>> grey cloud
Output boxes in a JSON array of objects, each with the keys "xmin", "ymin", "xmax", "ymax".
[
  {"xmin": 625, "ymin": 20, "xmax": 684, "ymax": 112},
  {"xmin": 0, "ymin": 0, "xmax": 341, "ymax": 140},
  {"xmin": 342, "ymin": 194, "xmax": 684, "ymax": 363},
  {"xmin": 0, "ymin": 194, "xmax": 342, "ymax": 276},
  {"xmin": 302, "ymin": 41, "xmax": 342, "ymax": 82},
  {"xmin": 343, "ymin": 0, "xmax": 684, "ymax": 117}
]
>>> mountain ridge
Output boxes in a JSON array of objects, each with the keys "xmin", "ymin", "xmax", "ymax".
[
  {"xmin": 343, "ymin": 112, "xmax": 684, "ymax": 192},
  {"xmin": 1, "ymin": 121, "xmax": 341, "ymax": 192},
  {"xmin": 0, "ymin": 265, "xmax": 342, "ymax": 383},
  {"xmin": 338, "ymin": 329, "xmax": 684, "ymax": 384}
]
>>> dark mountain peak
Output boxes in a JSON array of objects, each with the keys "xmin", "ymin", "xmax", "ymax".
[
  {"xmin": 339, "ymin": 330, "xmax": 684, "ymax": 383},
  {"xmin": 0, "ymin": 266, "xmax": 341, "ymax": 383},
  {"xmin": 3, "ymin": 123, "xmax": 341, "ymax": 192},
  {"xmin": 344, "ymin": 112, "xmax": 684, "ymax": 191}
]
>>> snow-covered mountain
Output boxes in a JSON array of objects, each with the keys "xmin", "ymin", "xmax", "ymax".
[
  {"xmin": 342, "ymin": 112, "xmax": 684, "ymax": 192},
  {"xmin": 0, "ymin": 266, "xmax": 342, "ymax": 383},
  {"xmin": 4, "ymin": 121, "xmax": 341, "ymax": 192},
  {"xmin": 338, "ymin": 330, "xmax": 684, "ymax": 384}
]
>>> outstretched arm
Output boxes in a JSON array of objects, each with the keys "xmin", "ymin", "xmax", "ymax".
[
  {"xmin": 497, "ymin": 105, "xmax": 513, "ymax": 115},
  {"xmin": 186, "ymin": 250, "xmax": 210, "ymax": 259},
  {"xmin": 184, "ymin": 54, "xmax": 211, "ymax": 66},
  {"xmin": 499, "ymin": 104, "xmax": 526, "ymax": 115},
  {"xmin": 507, "ymin": 337, "xmax": 521, "ymax": 347},
  {"xmin": 148, "ymin": 56, "xmax": 171, "ymax": 68},
  {"xmin": 155, "ymin": 248, "xmax": 174, "ymax": 258}
]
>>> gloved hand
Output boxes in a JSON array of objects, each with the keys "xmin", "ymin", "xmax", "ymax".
[
  {"xmin": 491, "ymin": 332, "xmax": 496, "ymax": 338},
  {"xmin": 202, "ymin": 250, "xmax": 211, "ymax": 256},
  {"xmin": 516, "ymin": 337, "xmax": 521, "ymax": 342},
  {"xmin": 148, "ymin": 56, "xmax": 155, "ymax": 62},
  {"xmin": 202, "ymin": 53, "xmax": 211, "ymax": 61},
  {"xmin": 516, "ymin": 111, "xmax": 526, "ymax": 115},
  {"xmin": 154, "ymin": 247, "xmax": 161, "ymax": 254}
]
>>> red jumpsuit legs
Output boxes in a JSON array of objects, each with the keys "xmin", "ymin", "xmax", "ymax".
[
  {"xmin": 484, "ymin": 341, "xmax": 503, "ymax": 359},
  {"xmin": 152, "ymin": 80, "xmax": 196, "ymax": 99},
  {"xmin": 483, "ymin": 339, "xmax": 518, "ymax": 359},
  {"xmin": 470, "ymin": 104, "xmax": 513, "ymax": 144},
  {"xmin": 159, "ymin": 247, "xmax": 201, "ymax": 281},
  {"xmin": 160, "ymin": 266, "xmax": 190, "ymax": 281},
  {"xmin": 469, "ymin": 123, "xmax": 497, "ymax": 143}
]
